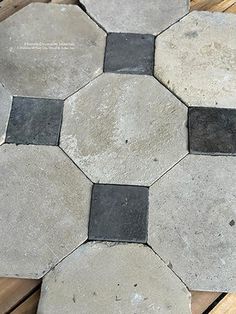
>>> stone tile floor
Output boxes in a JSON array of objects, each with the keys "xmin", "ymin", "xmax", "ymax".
[{"xmin": 0, "ymin": 0, "xmax": 236, "ymax": 313}]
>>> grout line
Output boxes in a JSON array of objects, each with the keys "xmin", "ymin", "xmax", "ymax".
[
  {"xmin": 77, "ymin": 1, "xmax": 108, "ymax": 33},
  {"xmin": 80, "ymin": 1, "xmax": 190, "ymax": 37},
  {"xmin": 59, "ymin": 146, "xmax": 94, "ymax": 184},
  {"xmin": 149, "ymin": 153, "xmax": 189, "ymax": 187},
  {"xmin": 146, "ymin": 243, "xmax": 190, "ymax": 292},
  {"xmin": 153, "ymin": 75, "xmax": 189, "ymax": 109},
  {"xmin": 102, "ymin": 34, "xmax": 108, "ymax": 73},
  {"xmin": 63, "ymin": 72, "xmax": 103, "ymax": 101},
  {"xmin": 41, "ymin": 238, "xmax": 90, "ymax": 278},
  {"xmin": 154, "ymin": 10, "xmax": 190, "ymax": 37}
]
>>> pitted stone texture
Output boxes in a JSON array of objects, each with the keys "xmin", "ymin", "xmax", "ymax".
[
  {"xmin": 81, "ymin": 0, "xmax": 189, "ymax": 35},
  {"xmin": 6, "ymin": 97, "xmax": 64, "ymax": 146},
  {"xmin": 38, "ymin": 242, "xmax": 191, "ymax": 314},
  {"xmin": 0, "ymin": 145, "xmax": 92, "ymax": 278},
  {"xmin": 104, "ymin": 33, "xmax": 155, "ymax": 75},
  {"xmin": 149, "ymin": 155, "xmax": 236, "ymax": 292},
  {"xmin": 0, "ymin": 84, "xmax": 12, "ymax": 145},
  {"xmin": 155, "ymin": 11, "xmax": 236, "ymax": 108},
  {"xmin": 89, "ymin": 184, "xmax": 149, "ymax": 243},
  {"xmin": 189, "ymin": 107, "xmax": 236, "ymax": 155},
  {"xmin": 60, "ymin": 74, "xmax": 188, "ymax": 186},
  {"xmin": 0, "ymin": 3, "xmax": 106, "ymax": 99}
]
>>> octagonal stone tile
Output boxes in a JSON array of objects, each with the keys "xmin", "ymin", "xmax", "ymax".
[
  {"xmin": 155, "ymin": 11, "xmax": 236, "ymax": 108},
  {"xmin": 0, "ymin": 3, "xmax": 106, "ymax": 99},
  {"xmin": 149, "ymin": 154, "xmax": 236, "ymax": 292},
  {"xmin": 0, "ymin": 83, "xmax": 12, "ymax": 145},
  {"xmin": 60, "ymin": 74, "xmax": 188, "ymax": 186},
  {"xmin": 0, "ymin": 144, "xmax": 92, "ymax": 278},
  {"xmin": 81, "ymin": 0, "xmax": 189, "ymax": 35},
  {"xmin": 38, "ymin": 242, "xmax": 191, "ymax": 313}
]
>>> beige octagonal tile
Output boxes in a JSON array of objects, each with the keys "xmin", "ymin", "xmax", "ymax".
[
  {"xmin": 155, "ymin": 11, "xmax": 236, "ymax": 108},
  {"xmin": 149, "ymin": 154, "xmax": 236, "ymax": 292},
  {"xmin": 0, "ymin": 144, "xmax": 92, "ymax": 278},
  {"xmin": 60, "ymin": 73, "xmax": 188, "ymax": 186},
  {"xmin": 80, "ymin": 0, "xmax": 189, "ymax": 35},
  {"xmin": 38, "ymin": 242, "xmax": 191, "ymax": 314},
  {"xmin": 0, "ymin": 3, "xmax": 106, "ymax": 99}
]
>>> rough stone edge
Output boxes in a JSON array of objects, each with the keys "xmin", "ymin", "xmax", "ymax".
[
  {"xmin": 60, "ymin": 73, "xmax": 189, "ymax": 186},
  {"xmin": 0, "ymin": 2, "xmax": 107, "ymax": 100},
  {"xmin": 154, "ymin": 10, "xmax": 236, "ymax": 107},
  {"xmin": 0, "ymin": 83, "xmax": 12, "ymax": 145},
  {"xmin": 0, "ymin": 145, "xmax": 93, "ymax": 279},
  {"xmin": 38, "ymin": 241, "xmax": 192, "ymax": 313},
  {"xmin": 80, "ymin": 0, "xmax": 190, "ymax": 35}
]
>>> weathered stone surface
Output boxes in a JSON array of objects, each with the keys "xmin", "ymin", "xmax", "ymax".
[
  {"xmin": 189, "ymin": 107, "xmax": 236, "ymax": 155},
  {"xmin": 89, "ymin": 184, "xmax": 149, "ymax": 243},
  {"xmin": 0, "ymin": 83, "xmax": 12, "ymax": 145},
  {"xmin": 0, "ymin": 145, "xmax": 92, "ymax": 278},
  {"xmin": 6, "ymin": 97, "xmax": 64, "ymax": 146},
  {"xmin": 38, "ymin": 242, "xmax": 191, "ymax": 313},
  {"xmin": 104, "ymin": 33, "xmax": 155, "ymax": 75},
  {"xmin": 149, "ymin": 154, "xmax": 236, "ymax": 292},
  {"xmin": 155, "ymin": 11, "xmax": 236, "ymax": 108},
  {"xmin": 0, "ymin": 3, "xmax": 106, "ymax": 99},
  {"xmin": 81, "ymin": 0, "xmax": 189, "ymax": 35},
  {"xmin": 60, "ymin": 74, "xmax": 188, "ymax": 186}
]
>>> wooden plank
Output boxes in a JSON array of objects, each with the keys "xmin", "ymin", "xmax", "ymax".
[
  {"xmin": 191, "ymin": 0, "xmax": 223, "ymax": 11},
  {"xmin": 11, "ymin": 289, "xmax": 41, "ymax": 314},
  {"xmin": 0, "ymin": 0, "xmax": 50, "ymax": 22},
  {"xmin": 210, "ymin": 293, "xmax": 236, "ymax": 313},
  {"xmin": 191, "ymin": 0, "xmax": 236, "ymax": 11},
  {"xmin": 210, "ymin": 0, "xmax": 236, "ymax": 11},
  {"xmin": 191, "ymin": 291, "xmax": 222, "ymax": 314},
  {"xmin": 225, "ymin": 3, "xmax": 236, "ymax": 12},
  {"xmin": 0, "ymin": 278, "xmax": 41, "ymax": 313}
]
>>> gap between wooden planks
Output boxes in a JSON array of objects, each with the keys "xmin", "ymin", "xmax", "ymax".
[
  {"xmin": 190, "ymin": 0, "xmax": 236, "ymax": 12},
  {"xmin": 0, "ymin": 277, "xmax": 41, "ymax": 313},
  {"xmin": 0, "ymin": 0, "xmax": 236, "ymax": 313},
  {"xmin": 0, "ymin": 278, "xmax": 230, "ymax": 314}
]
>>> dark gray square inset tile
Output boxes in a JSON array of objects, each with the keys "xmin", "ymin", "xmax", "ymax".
[
  {"xmin": 89, "ymin": 184, "xmax": 149, "ymax": 243},
  {"xmin": 104, "ymin": 33, "xmax": 155, "ymax": 75},
  {"xmin": 189, "ymin": 107, "xmax": 236, "ymax": 155},
  {"xmin": 6, "ymin": 97, "xmax": 64, "ymax": 145}
]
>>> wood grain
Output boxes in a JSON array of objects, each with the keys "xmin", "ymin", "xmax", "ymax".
[
  {"xmin": 190, "ymin": 0, "xmax": 236, "ymax": 11},
  {"xmin": 191, "ymin": 291, "xmax": 222, "ymax": 314},
  {"xmin": 209, "ymin": 294, "xmax": 236, "ymax": 313},
  {"xmin": 11, "ymin": 289, "xmax": 41, "ymax": 314},
  {"xmin": 225, "ymin": 3, "xmax": 236, "ymax": 12},
  {"xmin": 0, "ymin": 278, "xmax": 41, "ymax": 313}
]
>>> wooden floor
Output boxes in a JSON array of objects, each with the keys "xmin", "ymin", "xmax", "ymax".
[
  {"xmin": 0, "ymin": 0, "xmax": 235, "ymax": 313},
  {"xmin": 191, "ymin": 0, "xmax": 236, "ymax": 12}
]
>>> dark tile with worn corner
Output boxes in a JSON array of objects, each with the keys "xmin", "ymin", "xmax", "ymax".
[
  {"xmin": 89, "ymin": 184, "xmax": 149, "ymax": 243},
  {"xmin": 189, "ymin": 107, "xmax": 236, "ymax": 155},
  {"xmin": 6, "ymin": 97, "xmax": 64, "ymax": 146},
  {"xmin": 104, "ymin": 33, "xmax": 155, "ymax": 75}
]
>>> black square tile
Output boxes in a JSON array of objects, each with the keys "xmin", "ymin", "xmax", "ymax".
[
  {"xmin": 104, "ymin": 33, "xmax": 155, "ymax": 75},
  {"xmin": 6, "ymin": 97, "xmax": 64, "ymax": 146},
  {"xmin": 189, "ymin": 107, "xmax": 236, "ymax": 155},
  {"xmin": 89, "ymin": 184, "xmax": 149, "ymax": 243}
]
